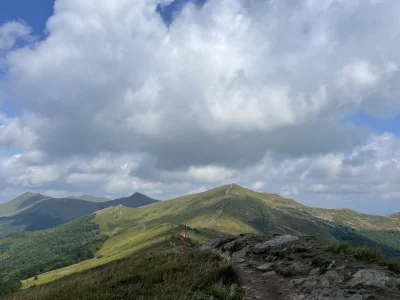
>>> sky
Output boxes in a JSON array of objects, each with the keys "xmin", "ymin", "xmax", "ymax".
[{"xmin": 1, "ymin": 0, "xmax": 400, "ymax": 215}]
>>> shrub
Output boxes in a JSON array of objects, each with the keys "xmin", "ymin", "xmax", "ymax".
[{"xmin": 385, "ymin": 260, "xmax": 400, "ymax": 274}]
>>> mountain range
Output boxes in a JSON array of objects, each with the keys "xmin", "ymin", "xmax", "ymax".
[
  {"xmin": 1, "ymin": 184, "xmax": 400, "ymax": 296},
  {"xmin": 0, "ymin": 192, "xmax": 159, "ymax": 236}
]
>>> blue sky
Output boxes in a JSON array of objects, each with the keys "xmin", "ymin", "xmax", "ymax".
[
  {"xmin": 0, "ymin": 0, "xmax": 55, "ymax": 118},
  {"xmin": 0, "ymin": 0, "xmax": 55, "ymax": 35},
  {"xmin": 345, "ymin": 111, "xmax": 400, "ymax": 136}
]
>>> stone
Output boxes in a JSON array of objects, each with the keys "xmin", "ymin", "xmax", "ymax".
[
  {"xmin": 348, "ymin": 269, "xmax": 400, "ymax": 288},
  {"xmin": 262, "ymin": 271, "xmax": 276, "ymax": 276},
  {"xmin": 255, "ymin": 235, "xmax": 299, "ymax": 249},
  {"xmin": 309, "ymin": 268, "xmax": 320, "ymax": 276},
  {"xmin": 233, "ymin": 246, "xmax": 249, "ymax": 260},
  {"xmin": 290, "ymin": 262, "xmax": 312, "ymax": 276},
  {"xmin": 257, "ymin": 262, "xmax": 272, "ymax": 271},
  {"xmin": 327, "ymin": 261, "xmax": 336, "ymax": 270},
  {"xmin": 347, "ymin": 295, "xmax": 365, "ymax": 300}
]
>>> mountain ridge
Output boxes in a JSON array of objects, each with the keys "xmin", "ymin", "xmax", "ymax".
[
  {"xmin": 2, "ymin": 184, "xmax": 400, "ymax": 294},
  {"xmin": 0, "ymin": 192, "xmax": 159, "ymax": 236}
]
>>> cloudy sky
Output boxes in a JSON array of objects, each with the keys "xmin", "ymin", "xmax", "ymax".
[{"xmin": 1, "ymin": 0, "xmax": 400, "ymax": 215}]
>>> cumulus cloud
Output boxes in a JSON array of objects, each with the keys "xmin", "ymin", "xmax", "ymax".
[
  {"xmin": 0, "ymin": 0, "xmax": 400, "ymax": 214},
  {"xmin": 0, "ymin": 113, "xmax": 37, "ymax": 149},
  {"xmin": 187, "ymin": 165, "xmax": 236, "ymax": 183},
  {"xmin": 0, "ymin": 21, "xmax": 31, "ymax": 51}
]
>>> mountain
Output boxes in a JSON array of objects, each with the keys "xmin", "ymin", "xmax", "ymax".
[
  {"xmin": 94, "ymin": 184, "xmax": 400, "ymax": 251},
  {"xmin": 69, "ymin": 195, "xmax": 111, "ymax": 202},
  {"xmin": 0, "ymin": 193, "xmax": 159, "ymax": 237},
  {"xmin": 0, "ymin": 192, "xmax": 49, "ymax": 217},
  {"xmin": 112, "ymin": 192, "xmax": 160, "ymax": 207},
  {"xmin": 2, "ymin": 184, "xmax": 400, "ymax": 295}
]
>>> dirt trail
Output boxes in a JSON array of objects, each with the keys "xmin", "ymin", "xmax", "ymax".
[
  {"xmin": 202, "ymin": 235, "xmax": 400, "ymax": 300},
  {"xmin": 205, "ymin": 184, "xmax": 232, "ymax": 227},
  {"xmin": 236, "ymin": 259, "xmax": 294, "ymax": 300}
]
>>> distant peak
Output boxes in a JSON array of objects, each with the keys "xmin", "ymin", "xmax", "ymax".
[
  {"xmin": 131, "ymin": 192, "xmax": 146, "ymax": 197},
  {"xmin": 21, "ymin": 192, "xmax": 38, "ymax": 196}
]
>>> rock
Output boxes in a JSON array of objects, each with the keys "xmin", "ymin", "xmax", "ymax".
[
  {"xmin": 235, "ymin": 258, "xmax": 245, "ymax": 263},
  {"xmin": 262, "ymin": 271, "xmax": 276, "ymax": 276},
  {"xmin": 290, "ymin": 262, "xmax": 312, "ymax": 276},
  {"xmin": 233, "ymin": 246, "xmax": 249, "ymax": 260},
  {"xmin": 319, "ymin": 270, "xmax": 343, "ymax": 288},
  {"xmin": 348, "ymin": 269, "xmax": 400, "ymax": 288},
  {"xmin": 257, "ymin": 262, "xmax": 272, "ymax": 271},
  {"xmin": 290, "ymin": 278, "xmax": 308, "ymax": 287},
  {"xmin": 309, "ymin": 268, "xmax": 320, "ymax": 276},
  {"xmin": 255, "ymin": 235, "xmax": 299, "ymax": 249},
  {"xmin": 309, "ymin": 288, "xmax": 346, "ymax": 300},
  {"xmin": 327, "ymin": 261, "xmax": 336, "ymax": 270},
  {"xmin": 347, "ymin": 295, "xmax": 366, "ymax": 300}
]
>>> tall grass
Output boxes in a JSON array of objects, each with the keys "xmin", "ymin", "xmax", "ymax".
[
  {"xmin": 6, "ymin": 250, "xmax": 242, "ymax": 300},
  {"xmin": 326, "ymin": 242, "xmax": 383, "ymax": 263}
]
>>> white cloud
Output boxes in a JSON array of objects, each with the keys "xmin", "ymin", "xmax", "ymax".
[
  {"xmin": 187, "ymin": 165, "xmax": 235, "ymax": 183},
  {"xmin": 338, "ymin": 60, "xmax": 379, "ymax": 88},
  {"xmin": 281, "ymin": 186, "xmax": 299, "ymax": 197},
  {"xmin": 0, "ymin": 0, "xmax": 400, "ymax": 214},
  {"xmin": 251, "ymin": 181, "xmax": 265, "ymax": 191},
  {"xmin": 0, "ymin": 21, "xmax": 31, "ymax": 50},
  {"xmin": 308, "ymin": 184, "xmax": 329, "ymax": 193},
  {"xmin": 0, "ymin": 113, "xmax": 37, "ymax": 149},
  {"xmin": 66, "ymin": 173, "xmax": 108, "ymax": 184}
]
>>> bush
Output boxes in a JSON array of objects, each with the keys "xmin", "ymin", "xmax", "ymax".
[{"xmin": 385, "ymin": 260, "xmax": 400, "ymax": 274}]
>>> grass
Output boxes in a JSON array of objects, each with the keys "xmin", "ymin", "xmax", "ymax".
[
  {"xmin": 21, "ymin": 223, "xmax": 213, "ymax": 288},
  {"xmin": 20, "ymin": 184, "xmax": 400, "ymax": 289},
  {"xmin": 326, "ymin": 241, "xmax": 384, "ymax": 263},
  {"xmin": 327, "ymin": 242, "xmax": 400, "ymax": 275},
  {"xmin": 8, "ymin": 250, "xmax": 242, "ymax": 300},
  {"xmin": 0, "ymin": 215, "xmax": 105, "ymax": 295}
]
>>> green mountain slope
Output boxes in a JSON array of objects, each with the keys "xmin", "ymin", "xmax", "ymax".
[
  {"xmin": 0, "ymin": 193, "xmax": 49, "ymax": 217},
  {"xmin": 95, "ymin": 184, "xmax": 400, "ymax": 245},
  {"xmin": 0, "ymin": 193, "xmax": 159, "ymax": 237},
  {"xmin": 3, "ymin": 184, "xmax": 400, "ymax": 294},
  {"xmin": 0, "ymin": 215, "xmax": 106, "ymax": 296}
]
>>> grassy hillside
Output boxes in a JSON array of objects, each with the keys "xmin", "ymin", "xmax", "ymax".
[
  {"xmin": 9, "ymin": 249, "xmax": 240, "ymax": 300},
  {"xmin": 21, "ymin": 223, "xmax": 211, "ymax": 287},
  {"xmin": 4, "ymin": 184, "xmax": 400, "ymax": 294},
  {"xmin": 0, "ymin": 193, "xmax": 49, "ymax": 217},
  {"xmin": 0, "ymin": 193, "xmax": 159, "ymax": 237},
  {"xmin": 0, "ymin": 215, "xmax": 106, "ymax": 296},
  {"xmin": 95, "ymin": 184, "xmax": 400, "ymax": 246}
]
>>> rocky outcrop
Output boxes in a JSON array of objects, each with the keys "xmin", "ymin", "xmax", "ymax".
[{"xmin": 201, "ymin": 234, "xmax": 400, "ymax": 300}]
